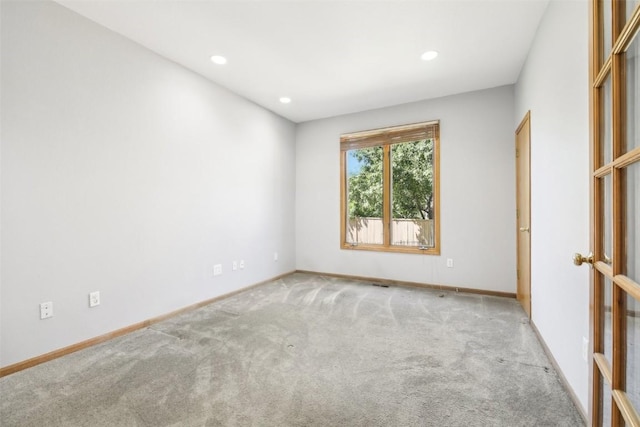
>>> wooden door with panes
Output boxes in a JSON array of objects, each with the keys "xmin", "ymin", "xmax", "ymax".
[{"xmin": 583, "ymin": 0, "xmax": 640, "ymax": 425}]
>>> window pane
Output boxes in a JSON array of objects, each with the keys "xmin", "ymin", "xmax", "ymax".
[
  {"xmin": 602, "ymin": 174, "xmax": 613, "ymax": 264},
  {"xmin": 346, "ymin": 147, "xmax": 383, "ymax": 245},
  {"xmin": 603, "ymin": 0, "xmax": 612, "ymax": 61},
  {"xmin": 600, "ymin": 372, "xmax": 613, "ymax": 426},
  {"xmin": 626, "ymin": 32, "xmax": 640, "ymax": 154},
  {"xmin": 602, "ymin": 76, "xmax": 613, "ymax": 165},
  {"xmin": 627, "ymin": 162, "xmax": 640, "ymax": 282},
  {"xmin": 604, "ymin": 277, "xmax": 614, "ymax": 364},
  {"xmin": 626, "ymin": 0, "xmax": 640, "ymax": 22},
  {"xmin": 627, "ymin": 294, "xmax": 640, "ymax": 412},
  {"xmin": 390, "ymin": 139, "xmax": 434, "ymax": 247}
]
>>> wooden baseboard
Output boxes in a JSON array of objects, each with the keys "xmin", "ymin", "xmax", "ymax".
[
  {"xmin": 530, "ymin": 320, "xmax": 588, "ymax": 424},
  {"xmin": 0, "ymin": 271, "xmax": 295, "ymax": 378},
  {"xmin": 295, "ymin": 269, "xmax": 516, "ymax": 299}
]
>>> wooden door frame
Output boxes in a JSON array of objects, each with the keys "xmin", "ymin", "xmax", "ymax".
[{"xmin": 516, "ymin": 111, "xmax": 532, "ymax": 318}]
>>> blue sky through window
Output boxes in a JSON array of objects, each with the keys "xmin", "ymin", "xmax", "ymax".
[{"xmin": 347, "ymin": 151, "xmax": 364, "ymax": 176}]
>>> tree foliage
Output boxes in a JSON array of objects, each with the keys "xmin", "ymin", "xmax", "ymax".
[
  {"xmin": 348, "ymin": 146, "xmax": 383, "ymax": 218},
  {"xmin": 347, "ymin": 139, "xmax": 434, "ymax": 220}
]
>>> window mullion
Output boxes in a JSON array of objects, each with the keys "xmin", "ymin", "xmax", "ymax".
[{"xmin": 383, "ymin": 144, "xmax": 391, "ymax": 247}]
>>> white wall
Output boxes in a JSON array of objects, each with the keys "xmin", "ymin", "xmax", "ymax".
[
  {"xmin": 0, "ymin": 0, "xmax": 296, "ymax": 367},
  {"xmin": 514, "ymin": 0, "xmax": 590, "ymax": 412},
  {"xmin": 296, "ymin": 86, "xmax": 516, "ymax": 293}
]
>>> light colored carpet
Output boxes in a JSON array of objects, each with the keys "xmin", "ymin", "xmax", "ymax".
[{"xmin": 1, "ymin": 272, "xmax": 584, "ymax": 426}]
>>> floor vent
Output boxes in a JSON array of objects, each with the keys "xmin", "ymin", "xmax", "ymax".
[{"xmin": 371, "ymin": 283, "xmax": 389, "ymax": 288}]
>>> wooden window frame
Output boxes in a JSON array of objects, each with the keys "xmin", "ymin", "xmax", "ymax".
[{"xmin": 339, "ymin": 120, "xmax": 441, "ymax": 255}]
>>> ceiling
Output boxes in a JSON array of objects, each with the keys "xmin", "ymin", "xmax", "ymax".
[{"xmin": 55, "ymin": 0, "xmax": 550, "ymax": 123}]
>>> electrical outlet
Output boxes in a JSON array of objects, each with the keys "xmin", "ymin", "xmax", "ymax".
[
  {"xmin": 274, "ymin": 252, "xmax": 278, "ymax": 262},
  {"xmin": 213, "ymin": 264, "xmax": 222, "ymax": 276},
  {"xmin": 232, "ymin": 261, "xmax": 238, "ymax": 271},
  {"xmin": 582, "ymin": 337, "xmax": 589, "ymax": 362},
  {"xmin": 239, "ymin": 260, "xmax": 245, "ymax": 269},
  {"xmin": 89, "ymin": 291, "xmax": 100, "ymax": 307},
  {"xmin": 446, "ymin": 258, "xmax": 454, "ymax": 268},
  {"xmin": 40, "ymin": 302, "xmax": 53, "ymax": 319}
]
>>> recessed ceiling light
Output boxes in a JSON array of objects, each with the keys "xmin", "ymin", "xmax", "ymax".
[
  {"xmin": 279, "ymin": 97, "xmax": 292, "ymax": 104},
  {"xmin": 421, "ymin": 51, "xmax": 438, "ymax": 61},
  {"xmin": 210, "ymin": 55, "xmax": 227, "ymax": 65}
]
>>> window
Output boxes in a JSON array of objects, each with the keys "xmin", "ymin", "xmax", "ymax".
[{"xmin": 340, "ymin": 120, "xmax": 440, "ymax": 254}]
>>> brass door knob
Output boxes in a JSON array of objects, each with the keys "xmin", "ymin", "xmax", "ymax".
[
  {"xmin": 519, "ymin": 227, "xmax": 530, "ymax": 232},
  {"xmin": 573, "ymin": 252, "xmax": 594, "ymax": 266}
]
